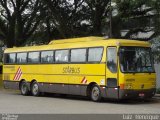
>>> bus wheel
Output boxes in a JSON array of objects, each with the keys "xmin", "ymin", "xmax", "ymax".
[
  {"xmin": 90, "ymin": 84, "xmax": 101, "ymax": 102},
  {"xmin": 31, "ymin": 81, "xmax": 40, "ymax": 96},
  {"xmin": 20, "ymin": 81, "xmax": 29, "ymax": 96}
]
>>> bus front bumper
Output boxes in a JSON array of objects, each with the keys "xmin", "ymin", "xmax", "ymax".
[
  {"xmin": 119, "ymin": 88, "xmax": 156, "ymax": 99},
  {"xmin": 101, "ymin": 87, "xmax": 156, "ymax": 100}
]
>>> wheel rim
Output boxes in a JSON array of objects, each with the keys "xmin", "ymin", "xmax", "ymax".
[
  {"xmin": 21, "ymin": 83, "xmax": 27, "ymax": 94},
  {"xmin": 32, "ymin": 83, "xmax": 39, "ymax": 95},
  {"xmin": 92, "ymin": 86, "xmax": 100, "ymax": 101}
]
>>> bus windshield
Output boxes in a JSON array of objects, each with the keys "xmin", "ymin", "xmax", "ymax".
[{"xmin": 119, "ymin": 47, "xmax": 154, "ymax": 73}]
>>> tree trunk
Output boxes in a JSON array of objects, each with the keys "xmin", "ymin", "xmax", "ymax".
[
  {"xmin": 6, "ymin": 16, "xmax": 16, "ymax": 48},
  {"xmin": 92, "ymin": 5, "xmax": 104, "ymax": 36}
]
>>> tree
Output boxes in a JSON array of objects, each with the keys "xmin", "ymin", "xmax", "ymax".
[
  {"xmin": 113, "ymin": 0, "xmax": 160, "ymax": 40},
  {"xmin": 84, "ymin": 0, "xmax": 110, "ymax": 36},
  {"xmin": 42, "ymin": 0, "xmax": 90, "ymax": 39},
  {"xmin": 151, "ymin": 0, "xmax": 160, "ymax": 39},
  {"xmin": 0, "ymin": 0, "xmax": 42, "ymax": 47}
]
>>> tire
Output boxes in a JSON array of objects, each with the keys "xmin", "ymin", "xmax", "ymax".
[
  {"xmin": 31, "ymin": 81, "xmax": 40, "ymax": 96},
  {"xmin": 20, "ymin": 81, "xmax": 30, "ymax": 96},
  {"xmin": 90, "ymin": 84, "xmax": 102, "ymax": 102}
]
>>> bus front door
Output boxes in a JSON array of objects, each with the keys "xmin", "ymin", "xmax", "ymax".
[{"xmin": 106, "ymin": 47, "xmax": 119, "ymax": 99}]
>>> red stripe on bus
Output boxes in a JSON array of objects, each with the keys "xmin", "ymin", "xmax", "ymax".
[
  {"xmin": 81, "ymin": 77, "xmax": 86, "ymax": 83},
  {"xmin": 14, "ymin": 67, "xmax": 21, "ymax": 80},
  {"xmin": 16, "ymin": 70, "xmax": 22, "ymax": 81},
  {"xmin": 13, "ymin": 67, "xmax": 23, "ymax": 81},
  {"xmin": 13, "ymin": 67, "xmax": 20, "ymax": 80},
  {"xmin": 81, "ymin": 77, "xmax": 87, "ymax": 84}
]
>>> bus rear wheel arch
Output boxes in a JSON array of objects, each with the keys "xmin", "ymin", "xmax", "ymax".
[{"xmin": 31, "ymin": 81, "xmax": 41, "ymax": 96}]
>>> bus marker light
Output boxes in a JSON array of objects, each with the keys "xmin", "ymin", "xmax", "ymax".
[
  {"xmin": 120, "ymin": 84, "xmax": 124, "ymax": 89},
  {"xmin": 100, "ymin": 87, "xmax": 105, "ymax": 90}
]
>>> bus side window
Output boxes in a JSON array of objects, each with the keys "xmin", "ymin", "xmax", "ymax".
[
  {"xmin": 17, "ymin": 53, "xmax": 27, "ymax": 63},
  {"xmin": 4, "ymin": 53, "xmax": 16, "ymax": 64},
  {"xmin": 71, "ymin": 49, "xmax": 86, "ymax": 62},
  {"xmin": 4, "ymin": 54, "xmax": 9, "ymax": 63},
  {"xmin": 28, "ymin": 52, "xmax": 40, "ymax": 63},
  {"xmin": 107, "ymin": 47, "xmax": 117, "ymax": 73},
  {"xmin": 55, "ymin": 50, "xmax": 69, "ymax": 62},
  {"xmin": 88, "ymin": 47, "xmax": 103, "ymax": 62},
  {"xmin": 41, "ymin": 51, "xmax": 54, "ymax": 63}
]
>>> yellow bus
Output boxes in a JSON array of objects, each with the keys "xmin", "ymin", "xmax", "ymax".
[
  {"xmin": 3, "ymin": 37, "xmax": 156, "ymax": 101},
  {"xmin": 0, "ymin": 63, "xmax": 2, "ymax": 87}
]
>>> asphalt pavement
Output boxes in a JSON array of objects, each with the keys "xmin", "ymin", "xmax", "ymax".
[{"xmin": 0, "ymin": 89, "xmax": 160, "ymax": 114}]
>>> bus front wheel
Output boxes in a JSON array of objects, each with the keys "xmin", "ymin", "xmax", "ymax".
[
  {"xmin": 31, "ymin": 81, "xmax": 40, "ymax": 96},
  {"xmin": 20, "ymin": 81, "xmax": 30, "ymax": 96},
  {"xmin": 90, "ymin": 84, "xmax": 102, "ymax": 102}
]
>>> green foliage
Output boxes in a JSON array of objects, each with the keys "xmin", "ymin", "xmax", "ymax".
[
  {"xmin": 150, "ymin": 36, "xmax": 160, "ymax": 63},
  {"xmin": 0, "ymin": 0, "xmax": 43, "ymax": 47},
  {"xmin": 113, "ymin": 0, "xmax": 158, "ymax": 39},
  {"xmin": 0, "ymin": 0, "xmax": 160, "ymax": 47}
]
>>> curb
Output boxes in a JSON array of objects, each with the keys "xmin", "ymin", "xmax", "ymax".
[{"xmin": 154, "ymin": 94, "xmax": 160, "ymax": 97}]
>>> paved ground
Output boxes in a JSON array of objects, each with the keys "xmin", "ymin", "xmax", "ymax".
[{"xmin": 0, "ymin": 89, "xmax": 160, "ymax": 114}]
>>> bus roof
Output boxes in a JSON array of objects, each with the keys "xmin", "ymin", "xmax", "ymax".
[
  {"xmin": 49, "ymin": 36, "xmax": 104, "ymax": 44},
  {"xmin": 4, "ymin": 37, "xmax": 151, "ymax": 53}
]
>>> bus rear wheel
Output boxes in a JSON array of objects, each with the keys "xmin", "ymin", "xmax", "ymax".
[
  {"xmin": 90, "ymin": 84, "xmax": 102, "ymax": 102},
  {"xmin": 20, "ymin": 81, "xmax": 30, "ymax": 96},
  {"xmin": 31, "ymin": 81, "xmax": 40, "ymax": 96}
]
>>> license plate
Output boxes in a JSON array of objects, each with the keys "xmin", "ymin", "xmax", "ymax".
[{"xmin": 139, "ymin": 93, "xmax": 145, "ymax": 97}]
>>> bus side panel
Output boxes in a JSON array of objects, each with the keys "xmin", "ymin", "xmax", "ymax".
[
  {"xmin": 3, "ymin": 64, "xmax": 106, "ymax": 96},
  {"xmin": 3, "ymin": 80, "xmax": 19, "ymax": 90}
]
